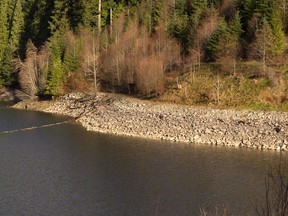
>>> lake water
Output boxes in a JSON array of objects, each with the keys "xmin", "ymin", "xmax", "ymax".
[{"xmin": 0, "ymin": 104, "xmax": 287, "ymax": 215}]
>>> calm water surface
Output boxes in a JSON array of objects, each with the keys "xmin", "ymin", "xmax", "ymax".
[{"xmin": 0, "ymin": 104, "xmax": 287, "ymax": 215}]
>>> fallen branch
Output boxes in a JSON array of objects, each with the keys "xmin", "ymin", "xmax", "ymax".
[{"xmin": 0, "ymin": 120, "xmax": 72, "ymax": 135}]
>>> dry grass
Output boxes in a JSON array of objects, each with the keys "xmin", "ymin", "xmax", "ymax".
[{"xmin": 156, "ymin": 64, "xmax": 288, "ymax": 111}]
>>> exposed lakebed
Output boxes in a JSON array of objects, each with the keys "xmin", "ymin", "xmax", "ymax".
[{"xmin": 37, "ymin": 92, "xmax": 288, "ymax": 151}]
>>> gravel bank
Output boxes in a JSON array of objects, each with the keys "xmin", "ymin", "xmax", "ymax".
[{"xmin": 43, "ymin": 92, "xmax": 288, "ymax": 151}]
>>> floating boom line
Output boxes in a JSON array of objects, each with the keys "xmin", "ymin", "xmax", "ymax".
[{"xmin": 0, "ymin": 120, "xmax": 72, "ymax": 135}]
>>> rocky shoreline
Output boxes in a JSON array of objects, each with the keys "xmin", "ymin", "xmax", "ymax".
[{"xmin": 23, "ymin": 92, "xmax": 288, "ymax": 151}]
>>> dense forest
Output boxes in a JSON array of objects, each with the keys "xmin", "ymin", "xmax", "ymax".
[{"xmin": 1, "ymin": 0, "xmax": 288, "ymax": 108}]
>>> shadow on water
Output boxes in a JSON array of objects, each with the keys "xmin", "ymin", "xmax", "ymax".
[
  {"xmin": 0, "ymin": 105, "xmax": 70, "ymax": 132},
  {"xmin": 0, "ymin": 106, "xmax": 287, "ymax": 215}
]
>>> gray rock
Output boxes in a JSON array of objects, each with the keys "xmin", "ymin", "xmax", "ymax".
[{"xmin": 44, "ymin": 92, "xmax": 288, "ymax": 151}]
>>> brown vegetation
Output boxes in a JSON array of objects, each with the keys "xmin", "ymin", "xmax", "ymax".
[
  {"xmin": 100, "ymin": 21, "xmax": 180, "ymax": 96},
  {"xmin": 18, "ymin": 40, "xmax": 50, "ymax": 100}
]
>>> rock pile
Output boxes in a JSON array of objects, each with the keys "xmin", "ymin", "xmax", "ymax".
[
  {"xmin": 0, "ymin": 88, "xmax": 14, "ymax": 101},
  {"xmin": 45, "ymin": 92, "xmax": 288, "ymax": 151}
]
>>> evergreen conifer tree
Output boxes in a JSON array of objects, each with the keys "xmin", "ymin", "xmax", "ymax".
[
  {"xmin": 63, "ymin": 32, "xmax": 82, "ymax": 73},
  {"xmin": 0, "ymin": 0, "xmax": 25, "ymax": 86},
  {"xmin": 21, "ymin": 0, "xmax": 52, "ymax": 48},
  {"xmin": 83, "ymin": 0, "xmax": 99, "ymax": 29},
  {"xmin": 0, "ymin": 46, "xmax": 14, "ymax": 85},
  {"xmin": 168, "ymin": 0, "xmax": 208, "ymax": 55},
  {"xmin": 0, "ymin": 0, "xmax": 13, "ymax": 86},
  {"xmin": 206, "ymin": 18, "xmax": 228, "ymax": 60},
  {"xmin": 45, "ymin": 0, "xmax": 70, "ymax": 95},
  {"xmin": 229, "ymin": 11, "xmax": 242, "ymax": 37},
  {"xmin": 45, "ymin": 39, "xmax": 65, "ymax": 95},
  {"xmin": 252, "ymin": 19, "xmax": 276, "ymax": 67},
  {"xmin": 8, "ymin": 0, "xmax": 24, "ymax": 49},
  {"xmin": 0, "ymin": 0, "xmax": 9, "ymax": 64},
  {"xmin": 270, "ymin": 10, "xmax": 286, "ymax": 55},
  {"xmin": 49, "ymin": 0, "xmax": 69, "ymax": 36},
  {"xmin": 67, "ymin": 0, "xmax": 85, "ymax": 31},
  {"xmin": 207, "ymin": 12, "xmax": 242, "ymax": 60}
]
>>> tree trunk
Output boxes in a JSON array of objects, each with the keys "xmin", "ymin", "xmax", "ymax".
[
  {"xmin": 92, "ymin": 30, "xmax": 98, "ymax": 93},
  {"xmin": 110, "ymin": 8, "xmax": 113, "ymax": 37},
  {"xmin": 98, "ymin": 0, "xmax": 101, "ymax": 33}
]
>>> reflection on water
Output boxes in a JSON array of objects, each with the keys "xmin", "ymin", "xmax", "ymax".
[{"xmin": 0, "ymin": 106, "xmax": 287, "ymax": 215}]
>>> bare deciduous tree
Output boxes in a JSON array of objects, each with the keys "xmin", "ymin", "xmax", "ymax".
[
  {"xmin": 257, "ymin": 158, "xmax": 288, "ymax": 216},
  {"xmin": 18, "ymin": 40, "xmax": 50, "ymax": 100},
  {"xmin": 136, "ymin": 55, "xmax": 164, "ymax": 96},
  {"xmin": 79, "ymin": 29, "xmax": 100, "ymax": 94},
  {"xmin": 250, "ymin": 20, "xmax": 276, "ymax": 73},
  {"xmin": 100, "ymin": 18, "xmax": 181, "ymax": 95},
  {"xmin": 190, "ymin": 8, "xmax": 219, "ymax": 68},
  {"xmin": 98, "ymin": 0, "xmax": 101, "ymax": 33}
]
